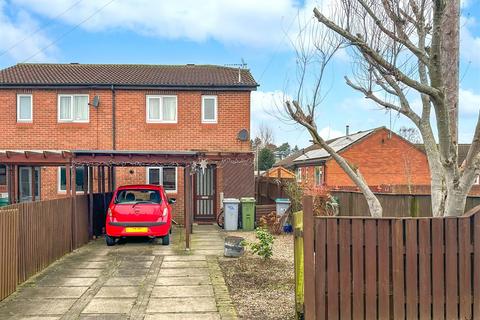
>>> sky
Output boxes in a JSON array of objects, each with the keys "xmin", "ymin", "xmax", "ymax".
[{"xmin": 0, "ymin": 0, "xmax": 479, "ymax": 149}]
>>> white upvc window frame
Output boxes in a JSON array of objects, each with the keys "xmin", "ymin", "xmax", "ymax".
[
  {"xmin": 57, "ymin": 94, "xmax": 90, "ymax": 123},
  {"xmin": 201, "ymin": 95, "xmax": 218, "ymax": 123},
  {"xmin": 146, "ymin": 95, "xmax": 178, "ymax": 124},
  {"xmin": 314, "ymin": 166, "xmax": 323, "ymax": 186},
  {"xmin": 146, "ymin": 167, "xmax": 178, "ymax": 193},
  {"xmin": 296, "ymin": 167, "xmax": 302, "ymax": 182},
  {"xmin": 17, "ymin": 94, "xmax": 33, "ymax": 123},
  {"xmin": 57, "ymin": 166, "xmax": 89, "ymax": 194}
]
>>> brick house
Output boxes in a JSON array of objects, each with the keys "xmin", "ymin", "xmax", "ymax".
[
  {"xmin": 276, "ymin": 127, "xmax": 432, "ymax": 193},
  {"xmin": 0, "ymin": 63, "xmax": 257, "ymax": 223}
]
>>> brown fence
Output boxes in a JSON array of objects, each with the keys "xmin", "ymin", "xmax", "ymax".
[
  {"xmin": 255, "ymin": 176, "xmax": 290, "ymax": 204},
  {"xmin": 0, "ymin": 196, "xmax": 89, "ymax": 301},
  {"xmin": 331, "ymin": 190, "xmax": 480, "ymax": 217},
  {"xmin": 301, "ymin": 195, "xmax": 480, "ymax": 319}
]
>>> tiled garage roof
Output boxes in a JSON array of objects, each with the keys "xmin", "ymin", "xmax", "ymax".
[{"xmin": 0, "ymin": 63, "xmax": 258, "ymax": 89}]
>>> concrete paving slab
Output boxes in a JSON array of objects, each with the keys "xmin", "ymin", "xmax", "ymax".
[
  {"xmin": 2, "ymin": 316, "xmax": 61, "ymax": 320},
  {"xmin": 58, "ymin": 268, "xmax": 104, "ymax": 278},
  {"xmin": 16, "ymin": 286, "xmax": 89, "ymax": 299},
  {"xmin": 191, "ymin": 250, "xmax": 223, "ymax": 256},
  {"xmin": 155, "ymin": 276, "xmax": 211, "ymax": 286},
  {"xmin": 72, "ymin": 262, "xmax": 109, "ymax": 269},
  {"xmin": 163, "ymin": 255, "xmax": 206, "ymax": 262},
  {"xmin": 144, "ymin": 313, "xmax": 220, "ymax": 320},
  {"xmin": 82, "ymin": 298, "xmax": 135, "ymax": 314},
  {"xmin": 0, "ymin": 299, "xmax": 77, "ymax": 316},
  {"xmin": 123, "ymin": 255, "xmax": 155, "ymax": 261},
  {"xmin": 151, "ymin": 285, "xmax": 214, "ymax": 298},
  {"xmin": 36, "ymin": 277, "xmax": 97, "ymax": 287},
  {"xmin": 158, "ymin": 268, "xmax": 209, "ymax": 277},
  {"xmin": 95, "ymin": 287, "xmax": 139, "ymax": 298},
  {"xmin": 146, "ymin": 297, "xmax": 217, "ymax": 313},
  {"xmin": 79, "ymin": 315, "xmax": 128, "ymax": 320},
  {"xmin": 161, "ymin": 261, "xmax": 208, "ymax": 268},
  {"xmin": 118, "ymin": 260, "xmax": 152, "ymax": 268},
  {"xmin": 103, "ymin": 277, "xmax": 145, "ymax": 287},
  {"xmin": 113, "ymin": 268, "xmax": 149, "ymax": 277}
]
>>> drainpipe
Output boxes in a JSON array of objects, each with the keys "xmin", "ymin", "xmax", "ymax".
[{"xmin": 111, "ymin": 85, "xmax": 116, "ymax": 189}]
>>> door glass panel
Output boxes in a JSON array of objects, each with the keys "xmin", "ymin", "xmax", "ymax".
[{"xmin": 19, "ymin": 167, "xmax": 31, "ymax": 201}]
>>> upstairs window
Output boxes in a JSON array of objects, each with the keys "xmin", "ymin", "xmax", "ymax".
[
  {"xmin": 58, "ymin": 95, "xmax": 89, "ymax": 122},
  {"xmin": 296, "ymin": 168, "xmax": 302, "ymax": 182},
  {"xmin": 202, "ymin": 95, "xmax": 217, "ymax": 123},
  {"xmin": 147, "ymin": 167, "xmax": 177, "ymax": 193},
  {"xmin": 17, "ymin": 94, "xmax": 32, "ymax": 122},
  {"xmin": 314, "ymin": 166, "xmax": 323, "ymax": 186},
  {"xmin": 147, "ymin": 95, "xmax": 177, "ymax": 123}
]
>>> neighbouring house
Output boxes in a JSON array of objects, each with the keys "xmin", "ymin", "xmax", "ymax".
[
  {"xmin": 262, "ymin": 166, "xmax": 295, "ymax": 179},
  {"xmin": 0, "ymin": 63, "xmax": 258, "ymax": 222},
  {"xmin": 275, "ymin": 127, "xmax": 433, "ymax": 193}
]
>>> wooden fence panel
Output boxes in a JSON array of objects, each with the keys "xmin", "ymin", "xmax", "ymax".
[
  {"xmin": 351, "ymin": 219, "xmax": 364, "ymax": 319},
  {"xmin": 338, "ymin": 219, "xmax": 351, "ymax": 320},
  {"xmin": 431, "ymin": 218, "xmax": 445, "ymax": 320},
  {"xmin": 474, "ymin": 214, "xmax": 480, "ymax": 317},
  {"xmin": 377, "ymin": 220, "xmax": 390, "ymax": 319},
  {"xmin": 326, "ymin": 219, "xmax": 339, "ymax": 319},
  {"xmin": 364, "ymin": 220, "xmax": 377, "ymax": 320},
  {"xmin": 0, "ymin": 209, "xmax": 18, "ymax": 301},
  {"xmin": 445, "ymin": 218, "xmax": 459, "ymax": 319},
  {"xmin": 418, "ymin": 219, "xmax": 431, "ymax": 320},
  {"xmin": 0, "ymin": 196, "xmax": 90, "ymax": 302},
  {"xmin": 314, "ymin": 218, "xmax": 326, "ymax": 320},
  {"xmin": 405, "ymin": 219, "xmax": 418, "ymax": 319}
]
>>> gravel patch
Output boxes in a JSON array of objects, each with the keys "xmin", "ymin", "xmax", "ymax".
[{"xmin": 219, "ymin": 231, "xmax": 295, "ymax": 320}]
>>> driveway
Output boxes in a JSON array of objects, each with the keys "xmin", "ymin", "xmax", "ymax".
[{"xmin": 0, "ymin": 225, "xmax": 237, "ymax": 320}]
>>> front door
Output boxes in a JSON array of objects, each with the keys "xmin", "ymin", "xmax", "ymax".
[
  {"xmin": 194, "ymin": 165, "xmax": 216, "ymax": 221},
  {"xmin": 19, "ymin": 166, "xmax": 40, "ymax": 202}
]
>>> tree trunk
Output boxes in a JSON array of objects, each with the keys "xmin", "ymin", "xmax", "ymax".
[{"xmin": 444, "ymin": 187, "xmax": 467, "ymax": 217}]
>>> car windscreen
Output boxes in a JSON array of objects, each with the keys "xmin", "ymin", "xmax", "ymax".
[{"xmin": 114, "ymin": 189, "xmax": 161, "ymax": 204}]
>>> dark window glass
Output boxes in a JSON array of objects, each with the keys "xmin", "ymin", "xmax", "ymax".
[
  {"xmin": 148, "ymin": 168, "xmax": 161, "ymax": 185},
  {"xmin": 60, "ymin": 167, "xmax": 87, "ymax": 192},
  {"xmin": 162, "ymin": 168, "xmax": 176, "ymax": 191},
  {"xmin": 115, "ymin": 189, "xmax": 161, "ymax": 204},
  {"xmin": 0, "ymin": 165, "xmax": 6, "ymax": 185}
]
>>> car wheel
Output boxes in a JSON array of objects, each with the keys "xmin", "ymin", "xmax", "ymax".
[
  {"xmin": 162, "ymin": 233, "xmax": 170, "ymax": 245},
  {"xmin": 105, "ymin": 235, "xmax": 116, "ymax": 246}
]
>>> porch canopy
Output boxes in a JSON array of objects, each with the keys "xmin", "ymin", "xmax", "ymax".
[{"xmin": 0, "ymin": 149, "xmax": 253, "ymax": 249}]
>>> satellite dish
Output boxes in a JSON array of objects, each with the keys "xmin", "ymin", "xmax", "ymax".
[
  {"xmin": 89, "ymin": 96, "xmax": 100, "ymax": 108},
  {"xmin": 237, "ymin": 129, "xmax": 249, "ymax": 141}
]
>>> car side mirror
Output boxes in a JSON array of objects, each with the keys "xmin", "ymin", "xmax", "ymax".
[{"xmin": 168, "ymin": 198, "xmax": 176, "ymax": 204}]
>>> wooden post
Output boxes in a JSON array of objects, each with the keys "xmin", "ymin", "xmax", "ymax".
[
  {"xmin": 88, "ymin": 166, "xmax": 94, "ymax": 238},
  {"xmin": 107, "ymin": 166, "xmax": 112, "ymax": 192},
  {"xmin": 184, "ymin": 166, "xmax": 191, "ymax": 250},
  {"xmin": 30, "ymin": 166, "xmax": 36, "ymax": 202},
  {"xmin": 72, "ymin": 165, "xmax": 77, "ymax": 249},
  {"xmin": 101, "ymin": 166, "xmax": 106, "ymax": 213},
  {"xmin": 302, "ymin": 195, "xmax": 316, "ymax": 319},
  {"xmin": 13, "ymin": 165, "xmax": 18, "ymax": 203},
  {"xmin": 7, "ymin": 165, "xmax": 13, "ymax": 204},
  {"xmin": 83, "ymin": 165, "xmax": 88, "ymax": 195},
  {"xmin": 66, "ymin": 164, "xmax": 71, "ymax": 197},
  {"xmin": 97, "ymin": 166, "xmax": 102, "ymax": 194}
]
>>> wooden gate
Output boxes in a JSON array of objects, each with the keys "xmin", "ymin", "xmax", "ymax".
[{"xmin": 194, "ymin": 165, "xmax": 216, "ymax": 221}]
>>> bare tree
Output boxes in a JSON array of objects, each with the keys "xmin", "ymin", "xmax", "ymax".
[
  {"xmin": 283, "ymin": 11, "xmax": 383, "ymax": 217},
  {"xmin": 307, "ymin": 0, "xmax": 475, "ymax": 217},
  {"xmin": 257, "ymin": 123, "xmax": 275, "ymax": 148},
  {"xmin": 398, "ymin": 126, "xmax": 422, "ymax": 144}
]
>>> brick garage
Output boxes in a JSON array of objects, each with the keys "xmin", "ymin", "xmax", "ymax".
[{"xmin": 0, "ymin": 64, "xmax": 257, "ymax": 223}]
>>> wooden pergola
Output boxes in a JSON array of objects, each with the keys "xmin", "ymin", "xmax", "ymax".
[{"xmin": 0, "ymin": 149, "xmax": 252, "ymax": 249}]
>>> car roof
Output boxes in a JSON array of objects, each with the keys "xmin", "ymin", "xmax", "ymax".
[{"xmin": 116, "ymin": 184, "xmax": 164, "ymax": 191}]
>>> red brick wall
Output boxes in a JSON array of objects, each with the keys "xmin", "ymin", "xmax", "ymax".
[
  {"xmin": 0, "ymin": 89, "xmax": 252, "ymax": 221},
  {"xmin": 300, "ymin": 129, "xmax": 431, "ymax": 190}
]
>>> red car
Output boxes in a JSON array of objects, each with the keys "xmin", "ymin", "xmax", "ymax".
[{"xmin": 105, "ymin": 184, "xmax": 174, "ymax": 246}]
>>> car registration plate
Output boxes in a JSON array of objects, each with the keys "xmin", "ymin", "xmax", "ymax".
[{"xmin": 125, "ymin": 227, "xmax": 148, "ymax": 233}]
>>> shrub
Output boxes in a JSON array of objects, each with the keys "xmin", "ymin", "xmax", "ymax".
[{"xmin": 243, "ymin": 227, "xmax": 274, "ymax": 259}]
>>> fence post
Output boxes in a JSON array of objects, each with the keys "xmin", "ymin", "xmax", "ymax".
[
  {"xmin": 293, "ymin": 210, "xmax": 304, "ymax": 319},
  {"xmin": 303, "ymin": 195, "xmax": 316, "ymax": 319}
]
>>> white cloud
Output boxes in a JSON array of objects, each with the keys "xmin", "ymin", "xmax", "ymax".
[
  {"xmin": 318, "ymin": 126, "xmax": 343, "ymax": 139},
  {"xmin": 11, "ymin": 0, "xmax": 321, "ymax": 48},
  {"xmin": 461, "ymin": 16, "xmax": 480, "ymax": 67},
  {"xmin": 460, "ymin": 88, "xmax": 480, "ymax": 116},
  {"xmin": 251, "ymin": 90, "xmax": 291, "ymax": 121},
  {"xmin": 0, "ymin": 0, "xmax": 55, "ymax": 62}
]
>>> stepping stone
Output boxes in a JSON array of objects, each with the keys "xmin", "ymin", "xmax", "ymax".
[
  {"xmin": 118, "ymin": 260, "xmax": 153, "ymax": 268},
  {"xmin": 158, "ymin": 268, "xmax": 209, "ymax": 277},
  {"xmin": 163, "ymin": 256, "xmax": 206, "ymax": 262},
  {"xmin": 161, "ymin": 261, "xmax": 208, "ymax": 268},
  {"xmin": 104, "ymin": 276, "xmax": 145, "ymax": 286},
  {"xmin": 58, "ymin": 268, "xmax": 103, "ymax": 278},
  {"xmin": 17, "ymin": 286, "xmax": 88, "ymax": 299},
  {"xmin": 82, "ymin": 298, "xmax": 135, "ymax": 314},
  {"xmin": 151, "ymin": 285, "xmax": 213, "ymax": 298},
  {"xmin": 73, "ymin": 261, "xmax": 109, "ymax": 269},
  {"xmin": 146, "ymin": 297, "xmax": 217, "ymax": 313},
  {"xmin": 37, "ymin": 277, "xmax": 97, "ymax": 287},
  {"xmin": 95, "ymin": 286, "xmax": 139, "ymax": 298},
  {"xmin": 144, "ymin": 313, "xmax": 220, "ymax": 320},
  {"xmin": 0, "ymin": 299, "xmax": 76, "ymax": 315},
  {"xmin": 155, "ymin": 276, "xmax": 211, "ymax": 286},
  {"xmin": 114, "ymin": 268, "xmax": 149, "ymax": 277}
]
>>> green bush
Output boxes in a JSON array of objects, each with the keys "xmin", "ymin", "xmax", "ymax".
[{"xmin": 243, "ymin": 227, "xmax": 274, "ymax": 259}]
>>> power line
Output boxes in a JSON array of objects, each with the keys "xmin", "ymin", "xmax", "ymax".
[
  {"xmin": 0, "ymin": 0, "xmax": 84, "ymax": 59},
  {"xmin": 21, "ymin": 0, "xmax": 116, "ymax": 63}
]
